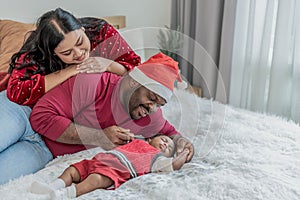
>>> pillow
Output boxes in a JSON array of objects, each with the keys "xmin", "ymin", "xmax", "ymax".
[{"xmin": 0, "ymin": 20, "xmax": 35, "ymax": 72}]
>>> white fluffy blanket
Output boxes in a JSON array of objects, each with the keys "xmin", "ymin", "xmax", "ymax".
[{"xmin": 1, "ymin": 89, "xmax": 300, "ymax": 200}]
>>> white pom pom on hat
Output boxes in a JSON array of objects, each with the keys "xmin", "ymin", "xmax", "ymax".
[
  {"xmin": 176, "ymin": 79, "xmax": 188, "ymax": 89},
  {"xmin": 129, "ymin": 52, "xmax": 187, "ymax": 102}
]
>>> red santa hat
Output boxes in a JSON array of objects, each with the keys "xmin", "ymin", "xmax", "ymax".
[{"xmin": 129, "ymin": 52, "xmax": 187, "ymax": 102}]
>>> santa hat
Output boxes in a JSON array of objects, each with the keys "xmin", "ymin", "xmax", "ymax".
[{"xmin": 129, "ymin": 52, "xmax": 187, "ymax": 102}]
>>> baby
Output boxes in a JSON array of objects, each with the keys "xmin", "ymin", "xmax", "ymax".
[{"xmin": 29, "ymin": 134, "xmax": 190, "ymax": 199}]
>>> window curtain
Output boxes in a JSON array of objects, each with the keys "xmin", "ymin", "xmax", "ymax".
[
  {"xmin": 229, "ymin": 0, "xmax": 300, "ymax": 123},
  {"xmin": 171, "ymin": 0, "xmax": 237, "ymax": 103}
]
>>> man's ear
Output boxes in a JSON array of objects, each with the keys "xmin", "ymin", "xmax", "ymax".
[
  {"xmin": 129, "ymin": 78, "xmax": 140, "ymax": 88},
  {"xmin": 146, "ymin": 138, "xmax": 152, "ymax": 143}
]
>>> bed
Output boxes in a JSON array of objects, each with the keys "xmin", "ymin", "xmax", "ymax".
[{"xmin": 1, "ymin": 19, "xmax": 300, "ymax": 200}]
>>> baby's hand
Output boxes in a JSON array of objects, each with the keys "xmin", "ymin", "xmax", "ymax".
[
  {"xmin": 178, "ymin": 148, "xmax": 190, "ymax": 162},
  {"xmin": 183, "ymin": 148, "xmax": 190, "ymax": 161}
]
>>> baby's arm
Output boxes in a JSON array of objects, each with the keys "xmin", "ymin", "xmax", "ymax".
[
  {"xmin": 172, "ymin": 148, "xmax": 190, "ymax": 170},
  {"xmin": 151, "ymin": 156, "xmax": 173, "ymax": 172},
  {"xmin": 151, "ymin": 149, "xmax": 190, "ymax": 172}
]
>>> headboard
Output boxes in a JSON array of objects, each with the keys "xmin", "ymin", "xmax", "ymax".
[
  {"xmin": 102, "ymin": 15, "xmax": 125, "ymax": 29},
  {"xmin": 0, "ymin": 20, "xmax": 35, "ymax": 72}
]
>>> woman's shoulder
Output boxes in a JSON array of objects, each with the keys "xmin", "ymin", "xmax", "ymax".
[{"xmin": 15, "ymin": 52, "xmax": 28, "ymax": 62}]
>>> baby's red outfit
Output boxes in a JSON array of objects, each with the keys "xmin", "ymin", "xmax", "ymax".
[{"xmin": 72, "ymin": 139, "xmax": 162, "ymax": 189}]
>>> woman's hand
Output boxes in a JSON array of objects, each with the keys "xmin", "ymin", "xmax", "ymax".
[
  {"xmin": 77, "ymin": 57, "xmax": 128, "ymax": 75},
  {"xmin": 103, "ymin": 125, "xmax": 134, "ymax": 145},
  {"xmin": 77, "ymin": 57, "xmax": 112, "ymax": 73}
]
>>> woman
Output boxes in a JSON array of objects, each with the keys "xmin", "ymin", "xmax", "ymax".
[{"xmin": 0, "ymin": 7, "xmax": 141, "ymax": 185}]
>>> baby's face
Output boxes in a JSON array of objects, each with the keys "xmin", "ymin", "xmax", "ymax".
[{"xmin": 148, "ymin": 135, "xmax": 175, "ymax": 157}]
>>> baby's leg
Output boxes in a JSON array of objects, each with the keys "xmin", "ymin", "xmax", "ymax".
[
  {"xmin": 75, "ymin": 173, "xmax": 113, "ymax": 197},
  {"xmin": 58, "ymin": 166, "xmax": 81, "ymax": 187},
  {"xmin": 29, "ymin": 166, "xmax": 79, "ymax": 194}
]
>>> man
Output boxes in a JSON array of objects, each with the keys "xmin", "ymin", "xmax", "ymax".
[{"xmin": 30, "ymin": 52, "xmax": 194, "ymax": 162}]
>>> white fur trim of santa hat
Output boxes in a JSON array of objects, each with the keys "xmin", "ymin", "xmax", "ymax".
[
  {"xmin": 129, "ymin": 52, "xmax": 188, "ymax": 102},
  {"xmin": 129, "ymin": 67, "xmax": 173, "ymax": 102}
]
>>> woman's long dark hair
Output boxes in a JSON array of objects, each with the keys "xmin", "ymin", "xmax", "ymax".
[
  {"xmin": 78, "ymin": 17, "xmax": 106, "ymax": 47},
  {"xmin": 9, "ymin": 8, "xmax": 82, "ymax": 78}
]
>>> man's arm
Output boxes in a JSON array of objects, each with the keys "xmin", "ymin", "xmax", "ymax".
[
  {"xmin": 56, "ymin": 123, "xmax": 116, "ymax": 150},
  {"xmin": 56, "ymin": 123, "xmax": 133, "ymax": 150},
  {"xmin": 30, "ymin": 93, "xmax": 116, "ymax": 150}
]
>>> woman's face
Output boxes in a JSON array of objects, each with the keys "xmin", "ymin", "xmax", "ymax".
[
  {"xmin": 54, "ymin": 28, "xmax": 91, "ymax": 64},
  {"xmin": 148, "ymin": 135, "xmax": 175, "ymax": 157}
]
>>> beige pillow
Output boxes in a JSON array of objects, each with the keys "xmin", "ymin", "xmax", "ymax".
[{"xmin": 0, "ymin": 20, "xmax": 35, "ymax": 72}]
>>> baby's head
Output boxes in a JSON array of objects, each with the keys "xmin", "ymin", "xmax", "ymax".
[{"xmin": 146, "ymin": 134, "xmax": 175, "ymax": 157}]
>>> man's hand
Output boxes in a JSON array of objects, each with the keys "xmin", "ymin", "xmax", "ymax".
[
  {"xmin": 56, "ymin": 123, "xmax": 133, "ymax": 151},
  {"xmin": 173, "ymin": 136, "xmax": 194, "ymax": 162},
  {"xmin": 103, "ymin": 125, "xmax": 134, "ymax": 145}
]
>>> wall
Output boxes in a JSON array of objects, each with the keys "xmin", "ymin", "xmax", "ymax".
[
  {"xmin": 0, "ymin": 0, "xmax": 171, "ymax": 61},
  {"xmin": 0, "ymin": 0, "xmax": 171, "ymax": 29}
]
